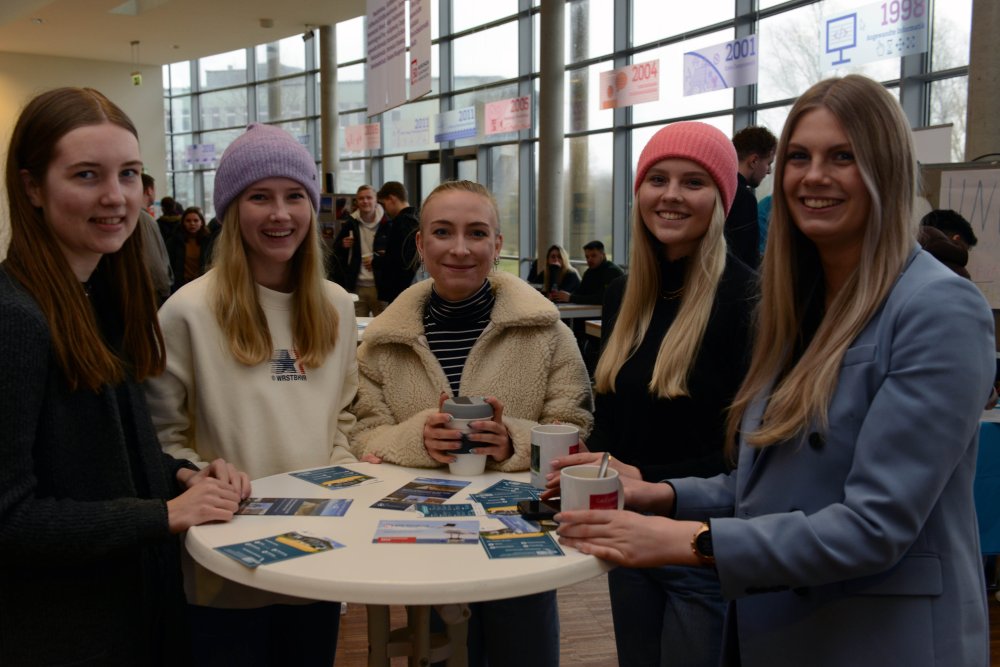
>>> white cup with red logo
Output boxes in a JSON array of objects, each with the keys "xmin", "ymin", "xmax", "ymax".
[
  {"xmin": 530, "ymin": 424, "xmax": 580, "ymax": 488},
  {"xmin": 559, "ymin": 464, "xmax": 624, "ymax": 512}
]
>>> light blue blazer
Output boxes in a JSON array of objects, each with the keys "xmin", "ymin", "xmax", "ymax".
[{"xmin": 672, "ymin": 250, "xmax": 995, "ymax": 667}]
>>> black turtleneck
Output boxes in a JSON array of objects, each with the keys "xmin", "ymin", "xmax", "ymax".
[
  {"xmin": 423, "ymin": 279, "xmax": 496, "ymax": 395},
  {"xmin": 587, "ymin": 254, "xmax": 757, "ymax": 481}
]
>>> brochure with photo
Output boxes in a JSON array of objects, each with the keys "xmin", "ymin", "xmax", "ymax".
[
  {"xmin": 237, "ymin": 497, "xmax": 352, "ymax": 517},
  {"xmin": 371, "ymin": 477, "xmax": 470, "ymax": 511},
  {"xmin": 372, "ymin": 519, "xmax": 481, "ymax": 544},
  {"xmin": 216, "ymin": 531, "xmax": 345, "ymax": 568}
]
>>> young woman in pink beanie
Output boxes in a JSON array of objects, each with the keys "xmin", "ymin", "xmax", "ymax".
[
  {"xmin": 549, "ymin": 120, "xmax": 756, "ymax": 666},
  {"xmin": 145, "ymin": 123, "xmax": 359, "ymax": 666}
]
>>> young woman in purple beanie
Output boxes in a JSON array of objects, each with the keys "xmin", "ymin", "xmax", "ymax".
[
  {"xmin": 145, "ymin": 123, "xmax": 359, "ymax": 666},
  {"xmin": 549, "ymin": 121, "xmax": 756, "ymax": 666}
]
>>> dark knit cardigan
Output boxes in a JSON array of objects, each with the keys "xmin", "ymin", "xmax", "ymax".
[
  {"xmin": 0, "ymin": 265, "xmax": 191, "ymax": 666},
  {"xmin": 587, "ymin": 254, "xmax": 756, "ymax": 481}
]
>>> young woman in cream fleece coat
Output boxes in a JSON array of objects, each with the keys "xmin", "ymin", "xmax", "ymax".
[
  {"xmin": 351, "ymin": 268, "xmax": 592, "ymax": 471},
  {"xmin": 351, "ymin": 181, "xmax": 593, "ymax": 667}
]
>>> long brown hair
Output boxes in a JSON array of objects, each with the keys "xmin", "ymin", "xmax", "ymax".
[
  {"xmin": 726, "ymin": 75, "xmax": 916, "ymax": 452},
  {"xmin": 4, "ymin": 87, "xmax": 164, "ymax": 392}
]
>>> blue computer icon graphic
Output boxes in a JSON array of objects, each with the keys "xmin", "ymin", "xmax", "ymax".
[{"xmin": 826, "ymin": 13, "xmax": 858, "ymax": 65}]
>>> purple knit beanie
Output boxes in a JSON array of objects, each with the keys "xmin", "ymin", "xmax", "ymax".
[
  {"xmin": 633, "ymin": 121, "xmax": 739, "ymax": 217},
  {"xmin": 213, "ymin": 123, "xmax": 320, "ymax": 219}
]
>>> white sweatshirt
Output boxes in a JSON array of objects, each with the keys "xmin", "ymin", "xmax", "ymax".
[{"xmin": 145, "ymin": 269, "xmax": 358, "ymax": 607}]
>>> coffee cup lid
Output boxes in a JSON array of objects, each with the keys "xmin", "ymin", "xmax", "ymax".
[{"xmin": 441, "ymin": 396, "xmax": 493, "ymax": 419}]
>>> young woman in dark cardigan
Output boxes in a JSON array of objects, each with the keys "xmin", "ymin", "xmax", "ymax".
[{"xmin": 0, "ymin": 87, "xmax": 249, "ymax": 666}]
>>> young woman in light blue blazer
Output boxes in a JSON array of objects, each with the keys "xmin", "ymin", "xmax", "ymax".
[{"xmin": 550, "ymin": 74, "xmax": 994, "ymax": 667}]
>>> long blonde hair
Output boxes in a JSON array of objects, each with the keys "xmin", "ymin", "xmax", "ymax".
[
  {"xmin": 210, "ymin": 202, "xmax": 338, "ymax": 367},
  {"xmin": 727, "ymin": 75, "xmax": 916, "ymax": 452},
  {"xmin": 595, "ymin": 192, "xmax": 727, "ymax": 398}
]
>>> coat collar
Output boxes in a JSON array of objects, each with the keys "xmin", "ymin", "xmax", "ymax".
[{"xmin": 362, "ymin": 271, "xmax": 559, "ymax": 347}]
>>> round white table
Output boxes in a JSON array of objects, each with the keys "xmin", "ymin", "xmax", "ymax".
[{"xmin": 186, "ymin": 462, "xmax": 612, "ymax": 665}]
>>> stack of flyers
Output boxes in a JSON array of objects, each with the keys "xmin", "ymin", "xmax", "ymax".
[
  {"xmin": 371, "ymin": 477, "xmax": 470, "ymax": 511},
  {"xmin": 237, "ymin": 497, "xmax": 352, "ymax": 517},
  {"xmin": 469, "ymin": 479, "xmax": 541, "ymax": 515},
  {"xmin": 216, "ymin": 531, "xmax": 345, "ymax": 568},
  {"xmin": 372, "ymin": 519, "xmax": 480, "ymax": 544},
  {"xmin": 479, "ymin": 516, "xmax": 564, "ymax": 559},
  {"xmin": 290, "ymin": 466, "xmax": 377, "ymax": 491}
]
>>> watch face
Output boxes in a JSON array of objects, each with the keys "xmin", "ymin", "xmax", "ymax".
[{"xmin": 696, "ymin": 529, "xmax": 714, "ymax": 558}]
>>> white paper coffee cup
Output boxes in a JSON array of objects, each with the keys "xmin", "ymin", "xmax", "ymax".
[
  {"xmin": 530, "ymin": 424, "xmax": 580, "ymax": 488},
  {"xmin": 559, "ymin": 464, "xmax": 624, "ymax": 512}
]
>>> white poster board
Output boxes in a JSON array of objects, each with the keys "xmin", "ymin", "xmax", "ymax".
[
  {"xmin": 938, "ymin": 168, "xmax": 1000, "ymax": 307},
  {"xmin": 913, "ymin": 125, "xmax": 953, "ymax": 165}
]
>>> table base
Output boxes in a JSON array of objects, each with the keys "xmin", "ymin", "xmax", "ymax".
[{"xmin": 366, "ymin": 603, "xmax": 470, "ymax": 667}]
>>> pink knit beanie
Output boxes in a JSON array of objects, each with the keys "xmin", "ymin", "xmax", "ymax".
[
  {"xmin": 633, "ymin": 121, "xmax": 739, "ymax": 217},
  {"xmin": 213, "ymin": 123, "xmax": 320, "ymax": 219}
]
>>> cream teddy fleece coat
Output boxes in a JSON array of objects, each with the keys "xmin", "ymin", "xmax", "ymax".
[{"xmin": 351, "ymin": 271, "xmax": 593, "ymax": 471}]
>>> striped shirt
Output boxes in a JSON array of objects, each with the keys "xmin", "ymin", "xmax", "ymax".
[{"xmin": 424, "ymin": 280, "xmax": 495, "ymax": 395}]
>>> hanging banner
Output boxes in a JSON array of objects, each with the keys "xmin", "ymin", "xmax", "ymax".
[
  {"xmin": 434, "ymin": 107, "xmax": 477, "ymax": 142},
  {"xmin": 485, "ymin": 96, "xmax": 532, "ymax": 135},
  {"xmin": 599, "ymin": 59, "xmax": 659, "ymax": 110},
  {"xmin": 366, "ymin": 0, "xmax": 407, "ymax": 117},
  {"xmin": 345, "ymin": 123, "xmax": 382, "ymax": 152},
  {"xmin": 683, "ymin": 35, "xmax": 759, "ymax": 96},
  {"xmin": 409, "ymin": 0, "xmax": 432, "ymax": 100},
  {"xmin": 387, "ymin": 115, "xmax": 432, "ymax": 151},
  {"xmin": 820, "ymin": 0, "xmax": 929, "ymax": 71},
  {"xmin": 185, "ymin": 143, "xmax": 216, "ymax": 166}
]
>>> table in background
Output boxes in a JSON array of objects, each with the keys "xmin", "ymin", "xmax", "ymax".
[
  {"xmin": 555, "ymin": 303, "xmax": 601, "ymax": 320},
  {"xmin": 585, "ymin": 319, "xmax": 602, "ymax": 339},
  {"xmin": 186, "ymin": 463, "xmax": 611, "ymax": 666}
]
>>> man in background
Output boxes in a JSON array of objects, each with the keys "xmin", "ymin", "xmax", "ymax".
[
  {"xmin": 332, "ymin": 185, "xmax": 389, "ymax": 317},
  {"xmin": 725, "ymin": 126, "xmax": 777, "ymax": 270},
  {"xmin": 550, "ymin": 240, "xmax": 623, "ymax": 305},
  {"xmin": 139, "ymin": 173, "xmax": 173, "ymax": 304},
  {"xmin": 376, "ymin": 181, "xmax": 421, "ymax": 304}
]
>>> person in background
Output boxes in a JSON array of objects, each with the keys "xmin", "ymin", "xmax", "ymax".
[
  {"xmin": 541, "ymin": 243, "xmax": 581, "ymax": 297},
  {"xmin": 550, "ymin": 239, "xmax": 624, "ymax": 305},
  {"xmin": 145, "ymin": 123, "xmax": 358, "ymax": 667},
  {"xmin": 157, "ymin": 195, "xmax": 183, "ymax": 242},
  {"xmin": 0, "ymin": 86, "xmax": 246, "ymax": 666},
  {"xmin": 140, "ymin": 172, "xmax": 174, "ymax": 303},
  {"xmin": 725, "ymin": 126, "xmax": 777, "ymax": 270},
  {"xmin": 167, "ymin": 206, "xmax": 213, "ymax": 293},
  {"xmin": 918, "ymin": 225, "xmax": 971, "ymax": 279},
  {"xmin": 350, "ymin": 180, "xmax": 593, "ymax": 667},
  {"xmin": 922, "ymin": 208, "xmax": 978, "ymax": 249},
  {"xmin": 376, "ymin": 180, "xmax": 421, "ymax": 303},
  {"xmin": 566, "ymin": 122, "xmax": 755, "ymax": 666},
  {"xmin": 333, "ymin": 184, "xmax": 390, "ymax": 316},
  {"xmin": 552, "ymin": 74, "xmax": 994, "ymax": 667}
]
